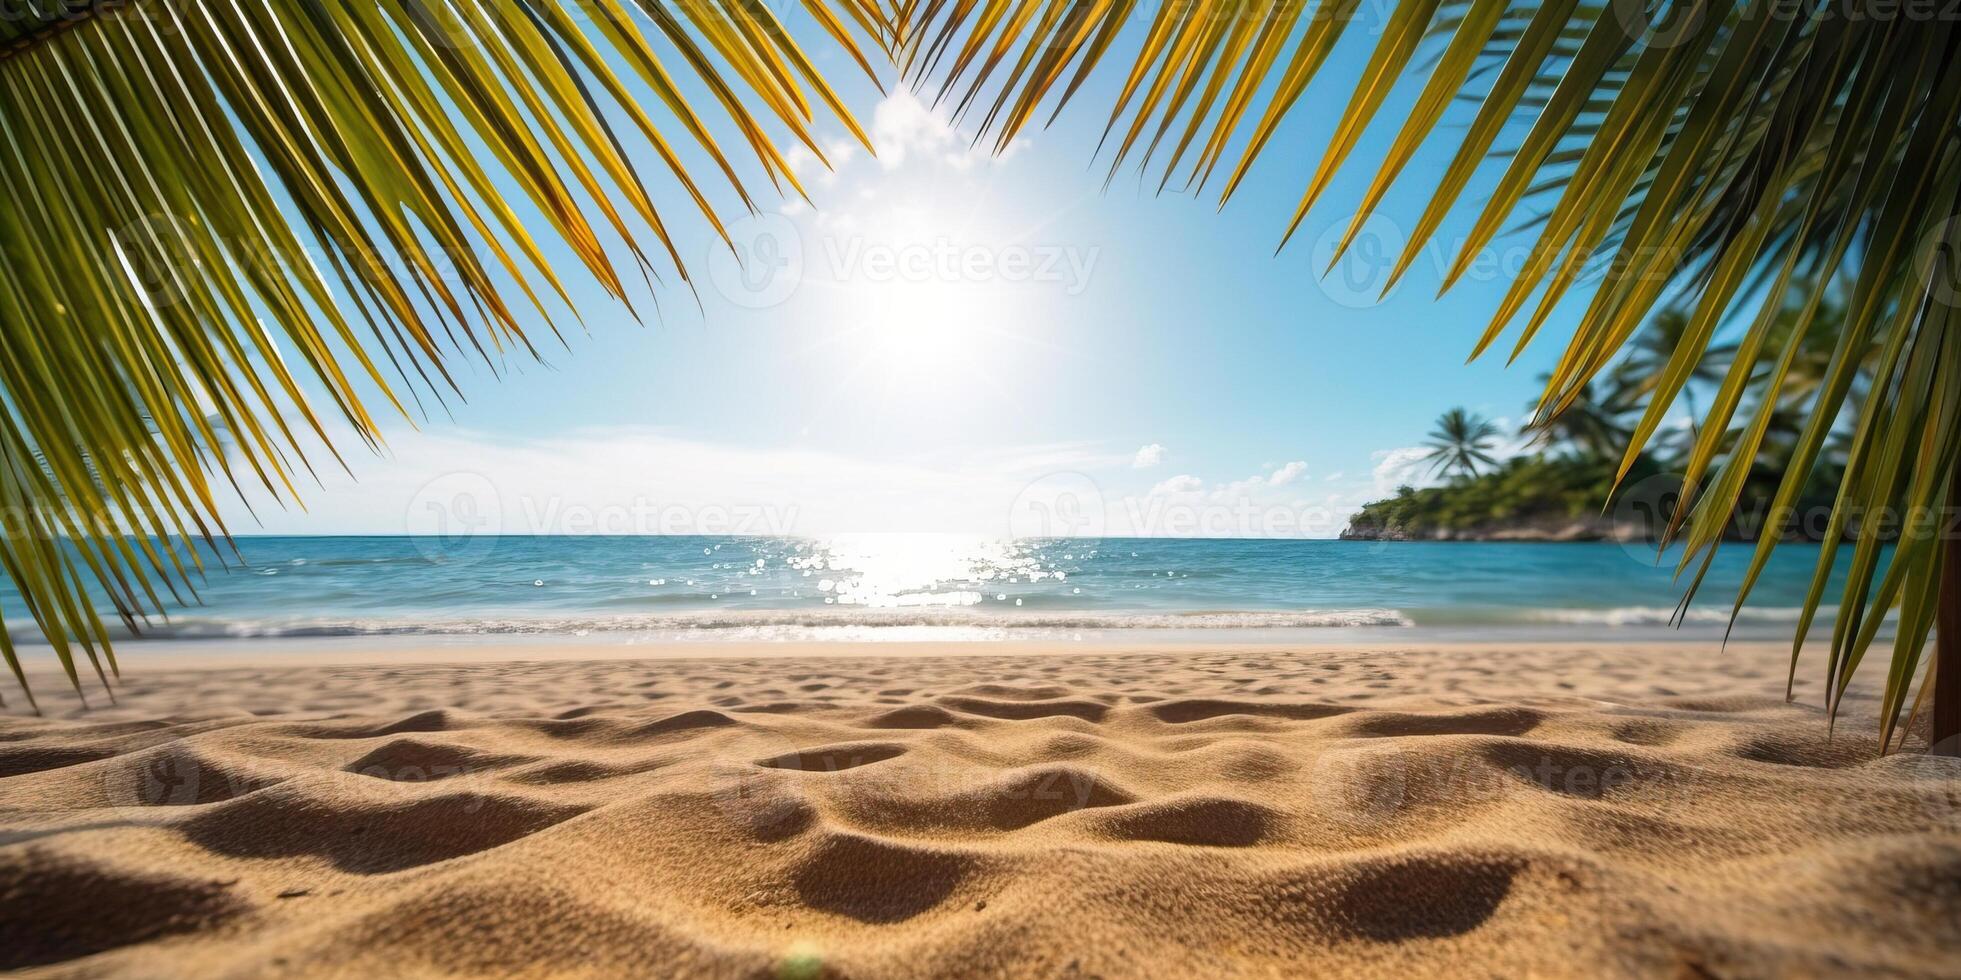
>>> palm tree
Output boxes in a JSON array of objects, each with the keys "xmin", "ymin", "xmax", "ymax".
[
  {"xmin": 1423, "ymin": 409, "xmax": 1500, "ymax": 482},
  {"xmin": 0, "ymin": 1, "xmax": 888, "ymax": 708},
  {"xmin": 1523, "ymin": 375, "xmax": 1630, "ymax": 462},
  {"xmin": 895, "ymin": 2, "xmax": 1961, "ymax": 753},
  {"xmin": 1612, "ymin": 310, "xmax": 1736, "ymax": 454}
]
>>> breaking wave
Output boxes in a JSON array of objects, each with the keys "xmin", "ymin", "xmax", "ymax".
[{"xmin": 125, "ymin": 607, "xmax": 1417, "ymax": 639}]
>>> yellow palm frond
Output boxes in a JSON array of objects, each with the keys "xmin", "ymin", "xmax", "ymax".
[
  {"xmin": 897, "ymin": 1, "xmax": 1961, "ymax": 746},
  {"xmin": 0, "ymin": 0, "xmax": 879, "ymax": 709}
]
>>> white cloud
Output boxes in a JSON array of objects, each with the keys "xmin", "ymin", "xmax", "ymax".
[
  {"xmin": 782, "ymin": 139, "xmax": 858, "ymax": 190},
  {"xmin": 216, "ymin": 425, "xmax": 1122, "ymax": 539},
  {"xmin": 1132, "ymin": 443, "xmax": 1166, "ymax": 468},
  {"xmin": 1267, "ymin": 461, "xmax": 1307, "ymax": 486},
  {"xmin": 228, "ymin": 426, "xmax": 1386, "ymax": 541},
  {"xmin": 1149, "ymin": 474, "xmax": 1204, "ymax": 496},
  {"xmin": 1371, "ymin": 446, "xmax": 1434, "ymax": 495},
  {"xmin": 869, "ymin": 90, "xmax": 1009, "ymax": 173},
  {"xmin": 1111, "ymin": 461, "xmax": 1363, "ymax": 538},
  {"xmin": 1323, "ymin": 471, "xmax": 1345, "ymax": 482}
]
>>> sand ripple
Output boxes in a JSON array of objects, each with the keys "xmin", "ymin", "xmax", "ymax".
[{"xmin": 2, "ymin": 644, "xmax": 1958, "ymax": 977}]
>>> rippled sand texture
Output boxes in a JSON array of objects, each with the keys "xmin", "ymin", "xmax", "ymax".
[{"xmin": 3, "ymin": 643, "xmax": 1959, "ymax": 978}]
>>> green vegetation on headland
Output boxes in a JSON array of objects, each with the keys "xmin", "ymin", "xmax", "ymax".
[
  {"xmin": 1344, "ymin": 314, "xmax": 1849, "ymax": 543},
  {"xmin": 1341, "ymin": 454, "xmax": 1844, "ymax": 543}
]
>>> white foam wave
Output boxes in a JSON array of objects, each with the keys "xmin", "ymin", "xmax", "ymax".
[
  {"xmin": 1527, "ymin": 605, "xmax": 1827, "ymax": 627},
  {"xmin": 130, "ymin": 607, "xmax": 1416, "ymax": 638}
]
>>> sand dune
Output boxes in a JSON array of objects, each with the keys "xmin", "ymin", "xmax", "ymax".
[{"xmin": 2, "ymin": 642, "xmax": 1958, "ymax": 977}]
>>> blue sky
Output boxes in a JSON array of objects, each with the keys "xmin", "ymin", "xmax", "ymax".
[{"xmin": 225, "ymin": 7, "xmax": 1598, "ymax": 540}]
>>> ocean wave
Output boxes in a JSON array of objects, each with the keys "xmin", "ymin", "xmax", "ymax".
[
  {"xmin": 124, "ymin": 607, "xmax": 1417, "ymax": 638},
  {"xmin": 1525, "ymin": 605, "xmax": 1827, "ymax": 627}
]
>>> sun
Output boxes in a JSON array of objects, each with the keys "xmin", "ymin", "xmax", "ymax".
[
  {"xmin": 854, "ymin": 278, "xmax": 982, "ymax": 374},
  {"xmin": 776, "ymin": 166, "xmax": 1082, "ymax": 423}
]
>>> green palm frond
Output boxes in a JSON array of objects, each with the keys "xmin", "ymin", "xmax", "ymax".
[
  {"xmin": 895, "ymin": 1, "xmax": 1960, "ymax": 746},
  {"xmin": 0, "ymin": 0, "xmax": 883, "ymax": 709}
]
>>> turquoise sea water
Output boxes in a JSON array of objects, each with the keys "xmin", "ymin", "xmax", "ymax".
[{"xmin": 3, "ymin": 535, "xmax": 1878, "ymax": 644}]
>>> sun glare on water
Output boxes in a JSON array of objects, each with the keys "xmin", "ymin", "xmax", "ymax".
[{"xmin": 806, "ymin": 533, "xmax": 1055, "ymax": 608}]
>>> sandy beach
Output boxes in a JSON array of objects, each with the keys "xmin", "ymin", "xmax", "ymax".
[{"xmin": 3, "ymin": 640, "xmax": 1958, "ymax": 978}]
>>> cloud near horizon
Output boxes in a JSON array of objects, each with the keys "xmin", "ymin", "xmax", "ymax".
[
  {"xmin": 213, "ymin": 427, "xmax": 1382, "ymax": 540},
  {"xmin": 1119, "ymin": 461, "xmax": 1364, "ymax": 537},
  {"xmin": 218, "ymin": 425, "xmax": 1136, "ymax": 539}
]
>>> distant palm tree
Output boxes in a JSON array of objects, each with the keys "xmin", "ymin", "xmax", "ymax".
[
  {"xmin": 1423, "ymin": 409, "xmax": 1501, "ymax": 482},
  {"xmin": 1524, "ymin": 376, "xmax": 1630, "ymax": 461},
  {"xmin": 1613, "ymin": 311, "xmax": 1737, "ymax": 453}
]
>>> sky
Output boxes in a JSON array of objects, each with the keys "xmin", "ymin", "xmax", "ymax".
[{"xmin": 219, "ymin": 6, "xmax": 1600, "ymax": 541}]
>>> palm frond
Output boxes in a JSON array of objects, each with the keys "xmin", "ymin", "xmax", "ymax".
[
  {"xmin": 0, "ymin": 0, "xmax": 881, "ymax": 708},
  {"xmin": 896, "ymin": 0, "xmax": 1961, "ymax": 743}
]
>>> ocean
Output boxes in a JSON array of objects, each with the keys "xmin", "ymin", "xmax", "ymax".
[{"xmin": 3, "ymin": 534, "xmax": 1878, "ymax": 646}]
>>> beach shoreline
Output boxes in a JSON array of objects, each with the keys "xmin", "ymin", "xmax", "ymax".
[
  {"xmin": 0, "ymin": 635, "xmax": 1866, "ymax": 691},
  {"xmin": 4, "ymin": 640, "xmax": 1957, "ymax": 977}
]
